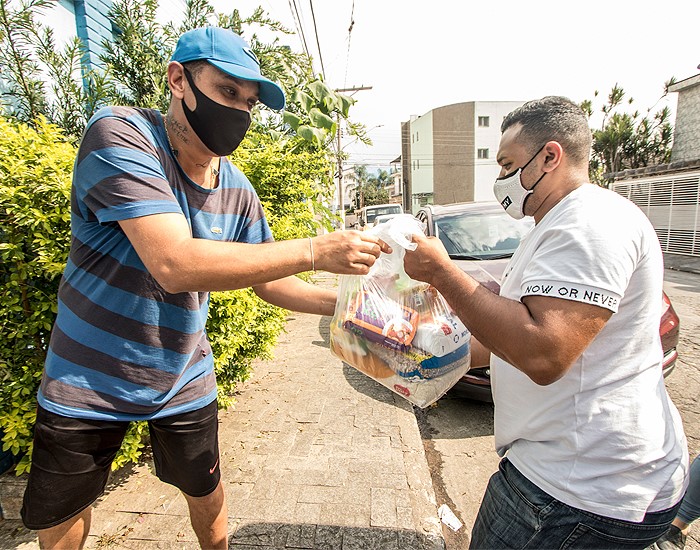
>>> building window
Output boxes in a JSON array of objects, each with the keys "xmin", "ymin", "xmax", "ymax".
[
  {"xmin": 416, "ymin": 132, "xmax": 419, "ymax": 141},
  {"xmin": 478, "ymin": 148, "xmax": 489, "ymax": 159},
  {"xmin": 478, "ymin": 116, "xmax": 490, "ymax": 127},
  {"xmin": 417, "ymin": 159, "xmax": 420, "ymax": 169},
  {"xmin": 418, "ymin": 194, "xmax": 433, "ymax": 207}
]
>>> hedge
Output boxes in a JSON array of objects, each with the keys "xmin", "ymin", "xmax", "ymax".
[{"xmin": 0, "ymin": 116, "xmax": 292, "ymax": 473}]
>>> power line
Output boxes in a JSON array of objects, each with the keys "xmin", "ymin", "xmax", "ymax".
[
  {"xmin": 289, "ymin": 0, "xmax": 313, "ymax": 73},
  {"xmin": 308, "ymin": 0, "xmax": 326, "ymax": 78},
  {"xmin": 333, "ymin": 84, "xmax": 373, "ymax": 216},
  {"xmin": 344, "ymin": 0, "xmax": 355, "ymax": 89}
]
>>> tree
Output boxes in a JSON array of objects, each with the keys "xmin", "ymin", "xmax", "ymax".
[
  {"xmin": 99, "ymin": 0, "xmax": 172, "ymax": 111},
  {"xmin": 0, "ymin": 0, "xmax": 52, "ymax": 124},
  {"xmin": 0, "ymin": 0, "xmax": 369, "ymax": 472},
  {"xmin": 351, "ymin": 165, "xmax": 390, "ymax": 208},
  {"xmin": 585, "ymin": 83, "xmax": 675, "ymax": 186},
  {"xmin": 101, "ymin": 0, "xmax": 359, "ymax": 230},
  {"xmin": 0, "ymin": 0, "xmax": 115, "ymax": 139}
]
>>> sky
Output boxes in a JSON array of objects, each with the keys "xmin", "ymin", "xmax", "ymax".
[{"xmin": 207, "ymin": 0, "xmax": 699, "ymax": 171}]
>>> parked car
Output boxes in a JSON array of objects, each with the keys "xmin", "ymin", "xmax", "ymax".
[
  {"xmin": 373, "ymin": 213, "xmax": 401, "ymax": 226},
  {"xmin": 415, "ymin": 202, "xmax": 681, "ymax": 403},
  {"xmin": 356, "ymin": 203, "xmax": 403, "ymax": 229}
]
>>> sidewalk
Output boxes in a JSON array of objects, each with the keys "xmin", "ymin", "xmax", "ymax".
[
  {"xmin": 0, "ymin": 272, "xmax": 445, "ymax": 549},
  {"xmin": 3, "ymin": 260, "xmax": 699, "ymax": 549},
  {"xmin": 664, "ymin": 252, "xmax": 700, "ymax": 275}
]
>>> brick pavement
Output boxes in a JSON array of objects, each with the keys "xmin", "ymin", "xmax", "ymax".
[{"xmin": 0, "ymin": 273, "xmax": 445, "ymax": 549}]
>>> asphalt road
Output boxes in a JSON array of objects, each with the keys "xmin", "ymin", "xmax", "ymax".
[{"xmin": 419, "ymin": 268, "xmax": 700, "ymax": 549}]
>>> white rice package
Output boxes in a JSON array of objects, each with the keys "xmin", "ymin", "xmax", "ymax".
[{"xmin": 330, "ymin": 215, "xmax": 471, "ymax": 408}]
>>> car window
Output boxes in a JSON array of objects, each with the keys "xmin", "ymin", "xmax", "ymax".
[
  {"xmin": 374, "ymin": 215, "xmax": 396, "ymax": 225},
  {"xmin": 435, "ymin": 211, "xmax": 533, "ymax": 259},
  {"xmin": 365, "ymin": 205, "xmax": 402, "ymax": 223}
]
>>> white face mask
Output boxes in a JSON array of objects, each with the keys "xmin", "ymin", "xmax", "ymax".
[{"xmin": 493, "ymin": 144, "xmax": 546, "ymax": 219}]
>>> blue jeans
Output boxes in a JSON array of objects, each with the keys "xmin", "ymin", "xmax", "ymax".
[
  {"xmin": 677, "ymin": 454, "xmax": 700, "ymax": 525},
  {"xmin": 470, "ymin": 458, "xmax": 681, "ymax": 549}
]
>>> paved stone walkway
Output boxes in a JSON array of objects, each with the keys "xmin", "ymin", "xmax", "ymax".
[{"xmin": 0, "ymin": 273, "xmax": 445, "ymax": 549}]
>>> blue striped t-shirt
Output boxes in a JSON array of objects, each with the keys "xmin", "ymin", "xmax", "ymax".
[{"xmin": 39, "ymin": 106, "xmax": 273, "ymax": 420}]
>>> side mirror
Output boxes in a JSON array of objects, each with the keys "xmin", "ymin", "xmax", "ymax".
[{"xmin": 359, "ymin": 218, "xmax": 365, "ymax": 227}]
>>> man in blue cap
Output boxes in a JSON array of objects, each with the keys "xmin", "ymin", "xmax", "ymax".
[{"xmin": 20, "ymin": 27, "xmax": 389, "ymax": 549}]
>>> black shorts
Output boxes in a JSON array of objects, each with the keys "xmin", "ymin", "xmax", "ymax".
[{"xmin": 21, "ymin": 400, "xmax": 220, "ymax": 530}]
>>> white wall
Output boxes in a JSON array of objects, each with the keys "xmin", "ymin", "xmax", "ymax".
[
  {"xmin": 473, "ymin": 101, "xmax": 524, "ymax": 202},
  {"xmin": 391, "ymin": 169, "xmax": 402, "ymax": 196},
  {"xmin": 670, "ymin": 76, "xmax": 700, "ymax": 162},
  {"xmin": 342, "ymin": 167, "xmax": 358, "ymax": 209},
  {"xmin": 37, "ymin": 0, "xmax": 188, "ymax": 53},
  {"xmin": 409, "ymin": 111, "xmax": 434, "ymax": 195},
  {"xmin": 37, "ymin": 0, "xmax": 77, "ymax": 48}
]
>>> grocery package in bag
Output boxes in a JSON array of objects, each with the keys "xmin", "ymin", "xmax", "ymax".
[{"xmin": 330, "ymin": 214, "xmax": 471, "ymax": 408}]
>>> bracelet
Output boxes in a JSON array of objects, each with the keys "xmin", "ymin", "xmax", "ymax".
[{"xmin": 308, "ymin": 236, "xmax": 315, "ymax": 272}]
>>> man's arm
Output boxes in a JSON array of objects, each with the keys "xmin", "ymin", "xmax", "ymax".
[
  {"xmin": 253, "ymin": 276, "xmax": 337, "ymax": 316},
  {"xmin": 119, "ymin": 213, "xmax": 390, "ymax": 294},
  {"xmin": 404, "ymin": 234, "xmax": 612, "ymax": 385}
]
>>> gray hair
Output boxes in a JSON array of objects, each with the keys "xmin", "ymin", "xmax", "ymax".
[{"xmin": 501, "ymin": 96, "xmax": 591, "ymax": 166}]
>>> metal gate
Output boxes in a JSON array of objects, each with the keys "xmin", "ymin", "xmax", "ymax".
[{"xmin": 612, "ymin": 169, "xmax": 700, "ymax": 257}]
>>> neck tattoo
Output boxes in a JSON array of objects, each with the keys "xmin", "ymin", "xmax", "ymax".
[
  {"xmin": 164, "ymin": 119, "xmax": 179, "ymax": 158},
  {"xmin": 165, "ymin": 118, "xmax": 220, "ymax": 189}
]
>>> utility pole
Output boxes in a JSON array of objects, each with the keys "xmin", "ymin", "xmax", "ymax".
[
  {"xmin": 336, "ymin": 112, "xmax": 343, "ymax": 226},
  {"xmin": 334, "ymin": 85, "xmax": 372, "ymax": 230}
]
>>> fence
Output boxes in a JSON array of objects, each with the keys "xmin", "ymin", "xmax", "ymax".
[{"xmin": 613, "ymin": 169, "xmax": 700, "ymax": 257}]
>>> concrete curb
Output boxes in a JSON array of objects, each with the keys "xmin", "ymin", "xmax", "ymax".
[{"xmin": 664, "ymin": 253, "xmax": 700, "ymax": 276}]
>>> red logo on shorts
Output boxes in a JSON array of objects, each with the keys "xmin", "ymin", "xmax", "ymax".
[
  {"xmin": 209, "ymin": 457, "xmax": 219, "ymax": 474},
  {"xmin": 393, "ymin": 384, "xmax": 410, "ymax": 397}
]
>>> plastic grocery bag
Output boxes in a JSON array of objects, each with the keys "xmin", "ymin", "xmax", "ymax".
[{"xmin": 330, "ymin": 214, "xmax": 471, "ymax": 408}]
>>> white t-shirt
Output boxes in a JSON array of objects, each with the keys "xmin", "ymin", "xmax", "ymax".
[{"xmin": 493, "ymin": 183, "xmax": 688, "ymax": 522}]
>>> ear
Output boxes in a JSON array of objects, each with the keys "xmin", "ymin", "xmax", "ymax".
[
  {"xmin": 167, "ymin": 62, "xmax": 187, "ymax": 100},
  {"xmin": 542, "ymin": 141, "xmax": 563, "ymax": 172}
]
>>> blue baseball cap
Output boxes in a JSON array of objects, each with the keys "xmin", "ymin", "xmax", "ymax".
[{"xmin": 171, "ymin": 27, "xmax": 286, "ymax": 111}]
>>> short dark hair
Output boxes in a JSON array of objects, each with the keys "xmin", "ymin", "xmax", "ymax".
[
  {"xmin": 501, "ymin": 96, "xmax": 592, "ymax": 166},
  {"xmin": 182, "ymin": 60, "xmax": 209, "ymax": 78}
]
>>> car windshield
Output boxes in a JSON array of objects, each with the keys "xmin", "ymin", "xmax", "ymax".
[
  {"xmin": 366, "ymin": 206, "xmax": 401, "ymax": 223},
  {"xmin": 434, "ymin": 210, "xmax": 533, "ymax": 260}
]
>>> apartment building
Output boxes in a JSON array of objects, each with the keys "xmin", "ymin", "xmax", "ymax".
[{"xmin": 400, "ymin": 101, "xmax": 523, "ymax": 214}]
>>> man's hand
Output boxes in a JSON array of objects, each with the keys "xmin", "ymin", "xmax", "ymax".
[
  {"xmin": 403, "ymin": 233, "xmax": 453, "ymax": 286},
  {"xmin": 313, "ymin": 231, "xmax": 392, "ymax": 275}
]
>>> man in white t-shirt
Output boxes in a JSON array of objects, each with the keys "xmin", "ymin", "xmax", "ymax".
[{"xmin": 404, "ymin": 96, "xmax": 688, "ymax": 549}]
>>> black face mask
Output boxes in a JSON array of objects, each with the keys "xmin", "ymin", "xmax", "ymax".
[{"xmin": 182, "ymin": 68, "xmax": 251, "ymax": 156}]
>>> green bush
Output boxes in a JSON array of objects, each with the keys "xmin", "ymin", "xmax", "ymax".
[
  {"xmin": 0, "ymin": 116, "xmax": 73, "ymax": 475},
  {"xmin": 0, "ymin": 116, "xmax": 292, "ymax": 473},
  {"xmin": 208, "ymin": 289, "xmax": 286, "ymax": 409},
  {"xmin": 234, "ymin": 133, "xmax": 336, "ymax": 237},
  {"xmin": 0, "ymin": 0, "xmax": 350, "ymax": 475}
]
